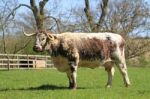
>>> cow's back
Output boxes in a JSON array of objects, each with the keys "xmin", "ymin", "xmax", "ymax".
[
  {"xmin": 54, "ymin": 32, "xmax": 123, "ymax": 60},
  {"xmin": 55, "ymin": 32, "xmax": 123, "ymax": 44}
]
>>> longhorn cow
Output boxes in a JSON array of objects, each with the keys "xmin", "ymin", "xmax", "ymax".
[{"xmin": 24, "ymin": 30, "xmax": 131, "ymax": 89}]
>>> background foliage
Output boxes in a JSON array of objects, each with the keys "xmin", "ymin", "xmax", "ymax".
[{"xmin": 0, "ymin": 0, "xmax": 150, "ymax": 67}]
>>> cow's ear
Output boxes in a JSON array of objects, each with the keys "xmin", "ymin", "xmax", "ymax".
[{"xmin": 47, "ymin": 34, "xmax": 54, "ymax": 41}]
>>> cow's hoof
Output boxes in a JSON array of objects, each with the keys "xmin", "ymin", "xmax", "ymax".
[
  {"xmin": 125, "ymin": 83, "xmax": 131, "ymax": 87},
  {"xmin": 69, "ymin": 87, "xmax": 77, "ymax": 90},
  {"xmin": 71, "ymin": 88, "xmax": 77, "ymax": 90},
  {"xmin": 68, "ymin": 86, "xmax": 77, "ymax": 90},
  {"xmin": 105, "ymin": 85, "xmax": 111, "ymax": 88}
]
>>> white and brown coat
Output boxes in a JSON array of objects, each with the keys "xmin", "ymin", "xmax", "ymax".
[{"xmin": 28, "ymin": 31, "xmax": 131, "ymax": 89}]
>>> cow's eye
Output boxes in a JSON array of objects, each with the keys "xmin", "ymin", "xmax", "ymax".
[{"xmin": 41, "ymin": 38, "xmax": 45, "ymax": 41}]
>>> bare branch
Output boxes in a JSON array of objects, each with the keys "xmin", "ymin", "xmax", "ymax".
[
  {"xmin": 44, "ymin": 15, "xmax": 61, "ymax": 33},
  {"xmin": 29, "ymin": 0, "xmax": 49, "ymax": 30},
  {"xmin": 30, "ymin": 0, "xmax": 35, "ymax": 7},
  {"xmin": 5, "ymin": 4, "xmax": 32, "ymax": 23},
  {"xmin": 84, "ymin": 0, "xmax": 109, "ymax": 32},
  {"xmin": 84, "ymin": 0, "xmax": 94, "ymax": 31},
  {"xmin": 39, "ymin": 0, "xmax": 48, "ymax": 15},
  {"xmin": 2, "ymin": 26, "xmax": 7, "ymax": 54},
  {"xmin": 95, "ymin": 0, "xmax": 109, "ymax": 32}
]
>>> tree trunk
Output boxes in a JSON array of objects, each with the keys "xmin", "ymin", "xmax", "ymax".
[
  {"xmin": 84, "ymin": 0, "xmax": 109, "ymax": 32},
  {"xmin": 30, "ymin": 0, "xmax": 48, "ymax": 30}
]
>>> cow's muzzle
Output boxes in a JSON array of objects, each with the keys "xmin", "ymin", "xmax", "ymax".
[{"xmin": 33, "ymin": 46, "xmax": 43, "ymax": 52}]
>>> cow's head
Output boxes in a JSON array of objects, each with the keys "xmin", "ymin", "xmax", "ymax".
[{"xmin": 23, "ymin": 29, "xmax": 55, "ymax": 52}]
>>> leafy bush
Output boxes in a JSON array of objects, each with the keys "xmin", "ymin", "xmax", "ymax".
[
  {"xmin": 127, "ymin": 55, "xmax": 150, "ymax": 67},
  {"xmin": 138, "ymin": 56, "xmax": 150, "ymax": 67}
]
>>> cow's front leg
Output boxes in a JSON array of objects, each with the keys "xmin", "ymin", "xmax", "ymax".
[
  {"xmin": 69, "ymin": 62, "xmax": 78, "ymax": 90},
  {"xmin": 68, "ymin": 52, "xmax": 79, "ymax": 90},
  {"xmin": 66, "ymin": 71, "xmax": 73, "ymax": 88},
  {"xmin": 104, "ymin": 60, "xmax": 115, "ymax": 88}
]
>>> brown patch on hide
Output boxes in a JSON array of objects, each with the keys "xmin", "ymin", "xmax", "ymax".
[
  {"xmin": 57, "ymin": 39, "xmax": 79, "ymax": 61},
  {"xmin": 50, "ymin": 36, "xmax": 117, "ymax": 61},
  {"xmin": 94, "ymin": 37, "xmax": 117, "ymax": 61},
  {"xmin": 76, "ymin": 38, "xmax": 104, "ymax": 60},
  {"xmin": 76, "ymin": 37, "xmax": 117, "ymax": 61},
  {"xmin": 102, "ymin": 38, "xmax": 117, "ymax": 61}
]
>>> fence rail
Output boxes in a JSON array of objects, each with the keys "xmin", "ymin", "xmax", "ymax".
[{"xmin": 0, "ymin": 54, "xmax": 54, "ymax": 69}]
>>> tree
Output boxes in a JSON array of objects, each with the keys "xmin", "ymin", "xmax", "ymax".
[
  {"xmin": 0, "ymin": 0, "xmax": 32, "ymax": 54},
  {"xmin": 29, "ymin": 0, "xmax": 48, "ymax": 30},
  {"xmin": 1, "ymin": 0, "xmax": 150, "ymax": 60},
  {"xmin": 70, "ymin": 0, "xmax": 150, "ymax": 59},
  {"xmin": 5, "ymin": 0, "xmax": 50, "ymax": 30},
  {"xmin": 84, "ymin": 0, "xmax": 109, "ymax": 32},
  {"xmin": 108, "ymin": 0, "xmax": 150, "ymax": 58},
  {"xmin": 0, "ymin": 0, "xmax": 63, "ymax": 55}
]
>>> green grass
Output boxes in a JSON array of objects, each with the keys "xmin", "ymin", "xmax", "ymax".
[{"xmin": 0, "ymin": 67, "xmax": 150, "ymax": 99}]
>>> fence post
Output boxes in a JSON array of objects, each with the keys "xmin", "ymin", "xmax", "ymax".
[
  {"xmin": 45, "ymin": 55, "xmax": 47, "ymax": 68},
  {"xmin": 7, "ymin": 54, "xmax": 10, "ymax": 70},
  {"xmin": 35, "ymin": 55, "xmax": 37, "ymax": 68},
  {"xmin": 17, "ymin": 55, "xmax": 19, "ymax": 69},
  {"xmin": 27, "ymin": 54, "xmax": 29, "ymax": 69}
]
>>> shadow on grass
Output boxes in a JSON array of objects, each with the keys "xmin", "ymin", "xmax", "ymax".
[{"xmin": 0, "ymin": 84, "xmax": 86, "ymax": 91}]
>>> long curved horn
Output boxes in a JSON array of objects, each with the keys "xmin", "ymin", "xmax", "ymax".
[{"xmin": 22, "ymin": 28, "xmax": 36, "ymax": 36}]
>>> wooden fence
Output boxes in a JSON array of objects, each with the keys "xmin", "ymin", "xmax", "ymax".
[{"xmin": 0, "ymin": 54, "xmax": 54, "ymax": 69}]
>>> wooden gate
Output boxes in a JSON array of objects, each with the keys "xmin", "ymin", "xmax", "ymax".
[{"xmin": 0, "ymin": 54, "xmax": 54, "ymax": 69}]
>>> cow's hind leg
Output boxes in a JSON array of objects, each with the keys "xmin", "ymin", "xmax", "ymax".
[
  {"xmin": 114, "ymin": 49, "xmax": 131, "ymax": 87},
  {"xmin": 104, "ymin": 60, "xmax": 115, "ymax": 88},
  {"xmin": 116, "ymin": 61, "xmax": 131, "ymax": 87}
]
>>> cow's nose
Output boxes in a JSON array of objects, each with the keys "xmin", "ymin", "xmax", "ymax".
[
  {"xmin": 33, "ymin": 46, "xmax": 38, "ymax": 51},
  {"xmin": 33, "ymin": 46, "xmax": 42, "ymax": 52}
]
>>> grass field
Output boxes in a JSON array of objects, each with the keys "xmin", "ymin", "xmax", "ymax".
[{"xmin": 0, "ymin": 67, "xmax": 150, "ymax": 99}]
